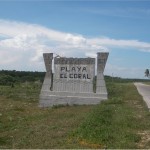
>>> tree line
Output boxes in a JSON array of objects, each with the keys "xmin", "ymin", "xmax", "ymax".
[
  {"xmin": 0, "ymin": 70, "xmax": 45, "ymax": 86},
  {"xmin": 0, "ymin": 69, "xmax": 149, "ymax": 86}
]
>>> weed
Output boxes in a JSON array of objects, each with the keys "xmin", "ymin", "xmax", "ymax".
[{"xmin": 52, "ymin": 104, "xmax": 69, "ymax": 109}]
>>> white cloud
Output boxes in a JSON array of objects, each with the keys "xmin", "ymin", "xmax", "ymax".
[
  {"xmin": 0, "ymin": 19, "xmax": 150, "ymax": 78},
  {"xmin": 0, "ymin": 19, "xmax": 109, "ymax": 71},
  {"xmin": 89, "ymin": 38, "xmax": 150, "ymax": 51},
  {"xmin": 105, "ymin": 64, "xmax": 146, "ymax": 79},
  {"xmin": 0, "ymin": 49, "xmax": 20, "ymax": 65}
]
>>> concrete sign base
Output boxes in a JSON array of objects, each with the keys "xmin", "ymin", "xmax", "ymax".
[{"xmin": 39, "ymin": 52, "xmax": 109, "ymax": 107}]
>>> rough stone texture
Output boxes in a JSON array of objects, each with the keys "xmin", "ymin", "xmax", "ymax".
[
  {"xmin": 53, "ymin": 58, "xmax": 95, "ymax": 93},
  {"xmin": 39, "ymin": 52, "xmax": 109, "ymax": 107},
  {"xmin": 41, "ymin": 53, "xmax": 53, "ymax": 91},
  {"xmin": 96, "ymin": 52, "xmax": 109, "ymax": 94},
  {"xmin": 39, "ymin": 95, "xmax": 107, "ymax": 107}
]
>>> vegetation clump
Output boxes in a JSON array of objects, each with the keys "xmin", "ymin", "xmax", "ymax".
[{"xmin": 0, "ymin": 70, "xmax": 45, "ymax": 86}]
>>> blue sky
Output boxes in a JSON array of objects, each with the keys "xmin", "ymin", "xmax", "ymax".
[{"xmin": 0, "ymin": 1, "xmax": 150, "ymax": 78}]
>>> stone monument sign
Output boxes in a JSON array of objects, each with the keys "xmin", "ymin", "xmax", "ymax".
[{"xmin": 39, "ymin": 52, "xmax": 109, "ymax": 107}]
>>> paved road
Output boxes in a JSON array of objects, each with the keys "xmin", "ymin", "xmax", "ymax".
[{"xmin": 134, "ymin": 82, "xmax": 150, "ymax": 109}]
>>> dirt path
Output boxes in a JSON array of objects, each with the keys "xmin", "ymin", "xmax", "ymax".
[{"xmin": 134, "ymin": 82, "xmax": 150, "ymax": 110}]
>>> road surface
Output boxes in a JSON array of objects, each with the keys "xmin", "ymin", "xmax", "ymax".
[{"xmin": 134, "ymin": 82, "xmax": 150, "ymax": 109}]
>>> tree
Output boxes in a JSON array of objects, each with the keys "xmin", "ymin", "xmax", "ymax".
[
  {"xmin": 145, "ymin": 69, "xmax": 150, "ymax": 78},
  {"xmin": 0, "ymin": 75, "xmax": 15, "ymax": 85}
]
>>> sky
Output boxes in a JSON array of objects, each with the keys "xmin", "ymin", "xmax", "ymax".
[{"xmin": 0, "ymin": 0, "xmax": 150, "ymax": 79}]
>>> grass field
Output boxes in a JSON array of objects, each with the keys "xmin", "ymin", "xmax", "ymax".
[
  {"xmin": 0, "ymin": 81, "xmax": 150, "ymax": 148},
  {"xmin": 144, "ymin": 82, "xmax": 150, "ymax": 85}
]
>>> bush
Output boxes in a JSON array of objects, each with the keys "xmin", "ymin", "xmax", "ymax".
[{"xmin": 0, "ymin": 75, "xmax": 15, "ymax": 86}]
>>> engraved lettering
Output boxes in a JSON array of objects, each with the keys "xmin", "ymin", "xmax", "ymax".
[
  {"xmin": 78, "ymin": 74, "xmax": 81, "ymax": 79},
  {"xmin": 61, "ymin": 67, "xmax": 65, "ymax": 71},
  {"xmin": 60, "ymin": 74, "xmax": 63, "ymax": 78},
  {"xmin": 66, "ymin": 67, "xmax": 70, "ymax": 72},
  {"xmin": 72, "ymin": 67, "xmax": 76, "ymax": 72},
  {"xmin": 77, "ymin": 67, "xmax": 81, "ymax": 72},
  {"xmin": 74, "ymin": 74, "xmax": 77, "ymax": 78},
  {"xmin": 64, "ymin": 74, "xmax": 67, "ymax": 78},
  {"xmin": 69, "ymin": 74, "xmax": 73, "ymax": 78},
  {"xmin": 82, "ymin": 67, "xmax": 87, "ymax": 72},
  {"xmin": 87, "ymin": 74, "xmax": 91, "ymax": 79},
  {"xmin": 83, "ymin": 74, "xmax": 86, "ymax": 79}
]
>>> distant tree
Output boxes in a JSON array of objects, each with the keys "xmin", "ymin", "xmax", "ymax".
[
  {"xmin": 145, "ymin": 69, "xmax": 150, "ymax": 78},
  {"xmin": 0, "ymin": 75, "xmax": 15, "ymax": 85},
  {"xmin": 0, "ymin": 70, "xmax": 45, "ymax": 83}
]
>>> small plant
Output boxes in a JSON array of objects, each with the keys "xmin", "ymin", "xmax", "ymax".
[{"xmin": 52, "ymin": 103, "xmax": 69, "ymax": 109}]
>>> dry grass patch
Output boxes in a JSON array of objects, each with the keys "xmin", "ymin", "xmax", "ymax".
[
  {"xmin": 71, "ymin": 83, "xmax": 150, "ymax": 149},
  {"xmin": 137, "ymin": 131, "xmax": 150, "ymax": 148},
  {"xmin": 0, "ymin": 84, "xmax": 95, "ymax": 149},
  {"xmin": 1, "ymin": 82, "xmax": 150, "ymax": 149}
]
